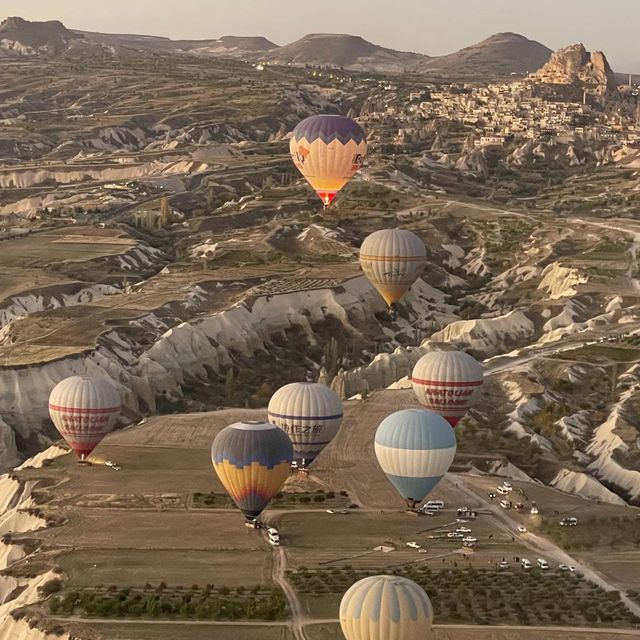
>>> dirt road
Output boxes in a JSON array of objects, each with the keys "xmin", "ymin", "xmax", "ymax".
[{"xmin": 272, "ymin": 545, "xmax": 308, "ymax": 640}]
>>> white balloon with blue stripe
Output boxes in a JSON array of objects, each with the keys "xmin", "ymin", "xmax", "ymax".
[
  {"xmin": 267, "ymin": 382, "xmax": 343, "ymax": 468},
  {"xmin": 340, "ymin": 575, "xmax": 434, "ymax": 640},
  {"xmin": 374, "ymin": 409, "xmax": 456, "ymax": 509}
]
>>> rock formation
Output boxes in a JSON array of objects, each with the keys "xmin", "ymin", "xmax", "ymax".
[{"xmin": 530, "ymin": 43, "xmax": 618, "ymax": 95}]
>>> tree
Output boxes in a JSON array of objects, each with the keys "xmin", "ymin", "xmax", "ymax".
[{"xmin": 160, "ymin": 196, "xmax": 171, "ymax": 226}]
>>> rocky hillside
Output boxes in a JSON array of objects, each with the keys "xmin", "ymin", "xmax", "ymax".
[
  {"xmin": 187, "ymin": 35, "xmax": 278, "ymax": 56},
  {"xmin": 260, "ymin": 33, "xmax": 427, "ymax": 73},
  {"xmin": 0, "ymin": 16, "xmax": 82, "ymax": 56},
  {"xmin": 80, "ymin": 31, "xmax": 279, "ymax": 57},
  {"xmin": 424, "ymin": 32, "xmax": 552, "ymax": 76},
  {"xmin": 530, "ymin": 43, "xmax": 618, "ymax": 94}
]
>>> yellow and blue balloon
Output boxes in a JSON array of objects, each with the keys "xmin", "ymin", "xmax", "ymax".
[{"xmin": 211, "ymin": 421, "xmax": 293, "ymax": 521}]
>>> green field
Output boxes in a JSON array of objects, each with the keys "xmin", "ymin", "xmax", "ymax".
[{"xmin": 290, "ymin": 567, "xmax": 640, "ymax": 627}]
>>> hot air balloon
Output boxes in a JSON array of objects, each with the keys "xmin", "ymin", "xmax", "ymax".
[
  {"xmin": 359, "ymin": 229, "xmax": 426, "ymax": 307},
  {"xmin": 211, "ymin": 421, "xmax": 293, "ymax": 521},
  {"xmin": 48, "ymin": 376, "xmax": 121, "ymax": 461},
  {"xmin": 411, "ymin": 350, "xmax": 484, "ymax": 427},
  {"xmin": 340, "ymin": 575, "xmax": 434, "ymax": 640},
  {"xmin": 374, "ymin": 409, "xmax": 456, "ymax": 509},
  {"xmin": 267, "ymin": 382, "xmax": 343, "ymax": 468},
  {"xmin": 290, "ymin": 114, "xmax": 367, "ymax": 207}
]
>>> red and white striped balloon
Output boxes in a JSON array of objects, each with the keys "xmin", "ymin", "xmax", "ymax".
[
  {"xmin": 411, "ymin": 351, "xmax": 484, "ymax": 427},
  {"xmin": 48, "ymin": 376, "xmax": 121, "ymax": 459}
]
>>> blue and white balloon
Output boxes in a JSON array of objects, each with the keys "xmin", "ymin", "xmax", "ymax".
[{"xmin": 374, "ymin": 409, "xmax": 456, "ymax": 508}]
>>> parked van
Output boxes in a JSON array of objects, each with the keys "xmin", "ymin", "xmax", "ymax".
[
  {"xmin": 521, "ymin": 558, "xmax": 532, "ymax": 569},
  {"xmin": 267, "ymin": 528, "xmax": 280, "ymax": 546},
  {"xmin": 537, "ymin": 558, "xmax": 549, "ymax": 570},
  {"xmin": 426, "ymin": 500, "xmax": 444, "ymax": 510},
  {"xmin": 500, "ymin": 500, "xmax": 511, "ymax": 509}
]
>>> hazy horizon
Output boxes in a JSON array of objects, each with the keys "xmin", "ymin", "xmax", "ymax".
[{"xmin": 3, "ymin": 0, "xmax": 640, "ymax": 71}]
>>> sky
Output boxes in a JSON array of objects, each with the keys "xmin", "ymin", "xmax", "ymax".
[{"xmin": 4, "ymin": 0, "xmax": 640, "ymax": 71}]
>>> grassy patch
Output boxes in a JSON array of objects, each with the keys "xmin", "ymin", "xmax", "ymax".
[
  {"xmin": 48, "ymin": 585, "xmax": 288, "ymax": 621},
  {"xmin": 540, "ymin": 516, "xmax": 640, "ymax": 550}
]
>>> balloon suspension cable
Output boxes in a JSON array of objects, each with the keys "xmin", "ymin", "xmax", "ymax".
[{"xmin": 406, "ymin": 498, "xmax": 419, "ymax": 512}]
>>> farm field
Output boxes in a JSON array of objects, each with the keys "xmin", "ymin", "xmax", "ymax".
[{"xmin": 14, "ymin": 405, "xmax": 640, "ymax": 637}]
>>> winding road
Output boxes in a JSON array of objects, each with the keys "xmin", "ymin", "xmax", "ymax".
[{"xmin": 272, "ymin": 545, "xmax": 308, "ymax": 640}]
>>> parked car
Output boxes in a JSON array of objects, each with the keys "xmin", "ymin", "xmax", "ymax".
[
  {"xmin": 537, "ymin": 558, "xmax": 549, "ymax": 570},
  {"xmin": 406, "ymin": 541, "xmax": 421, "ymax": 549},
  {"xmin": 496, "ymin": 486, "xmax": 508, "ymax": 495},
  {"xmin": 500, "ymin": 500, "xmax": 511, "ymax": 509},
  {"xmin": 326, "ymin": 509, "xmax": 335, "ymax": 514},
  {"xmin": 503, "ymin": 481, "xmax": 512, "ymax": 490},
  {"xmin": 517, "ymin": 525, "xmax": 527, "ymax": 534},
  {"xmin": 559, "ymin": 564, "xmax": 575, "ymax": 571},
  {"xmin": 447, "ymin": 532, "xmax": 464, "ymax": 538},
  {"xmin": 462, "ymin": 536, "xmax": 477, "ymax": 544},
  {"xmin": 530, "ymin": 504, "xmax": 539, "ymax": 515},
  {"xmin": 418, "ymin": 548, "xmax": 428, "ymax": 554},
  {"xmin": 499, "ymin": 560, "xmax": 509, "ymax": 569},
  {"xmin": 560, "ymin": 517, "xmax": 578, "ymax": 526},
  {"xmin": 456, "ymin": 527, "xmax": 472, "ymax": 534},
  {"xmin": 340, "ymin": 509, "xmax": 349, "ymax": 515},
  {"xmin": 521, "ymin": 558, "xmax": 532, "ymax": 569}
]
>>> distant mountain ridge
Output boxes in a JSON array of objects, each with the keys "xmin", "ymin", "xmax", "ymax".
[
  {"xmin": 259, "ymin": 33, "xmax": 428, "ymax": 73},
  {"xmin": 424, "ymin": 32, "xmax": 553, "ymax": 76},
  {"xmin": 77, "ymin": 30, "xmax": 278, "ymax": 56},
  {"xmin": 3, "ymin": 16, "xmax": 633, "ymax": 79}
]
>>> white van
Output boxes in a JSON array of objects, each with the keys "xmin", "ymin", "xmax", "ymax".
[
  {"xmin": 500, "ymin": 500, "xmax": 511, "ymax": 509},
  {"xmin": 537, "ymin": 558, "xmax": 549, "ymax": 570},
  {"xmin": 521, "ymin": 558, "xmax": 532, "ymax": 569},
  {"xmin": 426, "ymin": 500, "xmax": 444, "ymax": 510},
  {"xmin": 267, "ymin": 528, "xmax": 280, "ymax": 546}
]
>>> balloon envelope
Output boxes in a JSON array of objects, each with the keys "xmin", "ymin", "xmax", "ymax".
[
  {"xmin": 211, "ymin": 421, "xmax": 293, "ymax": 520},
  {"xmin": 340, "ymin": 575, "xmax": 433, "ymax": 640},
  {"xmin": 48, "ymin": 376, "xmax": 121, "ymax": 459},
  {"xmin": 267, "ymin": 382, "xmax": 343, "ymax": 467},
  {"xmin": 290, "ymin": 114, "xmax": 367, "ymax": 206},
  {"xmin": 359, "ymin": 229, "xmax": 426, "ymax": 307},
  {"xmin": 411, "ymin": 350, "xmax": 484, "ymax": 427},
  {"xmin": 374, "ymin": 409, "xmax": 456, "ymax": 506}
]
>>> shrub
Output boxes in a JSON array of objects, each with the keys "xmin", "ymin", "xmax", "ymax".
[{"xmin": 39, "ymin": 579, "xmax": 62, "ymax": 597}]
